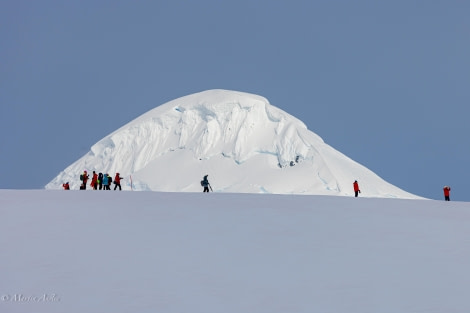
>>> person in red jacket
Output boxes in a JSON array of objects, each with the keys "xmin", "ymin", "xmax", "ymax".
[
  {"xmin": 62, "ymin": 182, "xmax": 70, "ymax": 190},
  {"xmin": 353, "ymin": 180, "xmax": 361, "ymax": 197},
  {"xmin": 90, "ymin": 171, "xmax": 98, "ymax": 190},
  {"xmin": 114, "ymin": 173, "xmax": 123, "ymax": 190},
  {"xmin": 443, "ymin": 186, "xmax": 451, "ymax": 201}
]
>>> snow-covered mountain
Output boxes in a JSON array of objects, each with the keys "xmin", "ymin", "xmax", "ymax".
[{"xmin": 46, "ymin": 89, "xmax": 419, "ymax": 198}]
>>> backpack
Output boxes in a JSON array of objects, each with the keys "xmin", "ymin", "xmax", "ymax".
[
  {"xmin": 80, "ymin": 174, "xmax": 84, "ymax": 181},
  {"xmin": 200, "ymin": 180, "xmax": 204, "ymax": 186}
]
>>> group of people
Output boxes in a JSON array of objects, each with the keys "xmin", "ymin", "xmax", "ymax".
[
  {"xmin": 199, "ymin": 176, "xmax": 363, "ymax": 196},
  {"xmin": 63, "ymin": 173, "xmax": 452, "ymax": 201},
  {"xmin": 62, "ymin": 170, "xmax": 123, "ymax": 190},
  {"xmin": 353, "ymin": 180, "xmax": 452, "ymax": 201}
]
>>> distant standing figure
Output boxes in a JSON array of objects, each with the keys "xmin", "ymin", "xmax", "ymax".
[
  {"xmin": 91, "ymin": 171, "xmax": 98, "ymax": 190},
  {"xmin": 81, "ymin": 171, "xmax": 89, "ymax": 190},
  {"xmin": 98, "ymin": 173, "xmax": 103, "ymax": 190},
  {"xmin": 443, "ymin": 186, "xmax": 451, "ymax": 201},
  {"xmin": 114, "ymin": 173, "xmax": 122, "ymax": 190},
  {"xmin": 201, "ymin": 175, "xmax": 211, "ymax": 193},
  {"xmin": 62, "ymin": 182, "xmax": 70, "ymax": 190},
  {"xmin": 107, "ymin": 174, "xmax": 112, "ymax": 190},
  {"xmin": 353, "ymin": 180, "xmax": 361, "ymax": 197},
  {"xmin": 102, "ymin": 174, "xmax": 109, "ymax": 190}
]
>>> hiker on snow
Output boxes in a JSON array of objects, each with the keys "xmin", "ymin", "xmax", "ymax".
[
  {"xmin": 91, "ymin": 171, "xmax": 98, "ymax": 190},
  {"xmin": 80, "ymin": 171, "xmax": 89, "ymax": 190},
  {"xmin": 98, "ymin": 172, "xmax": 103, "ymax": 190},
  {"xmin": 353, "ymin": 180, "xmax": 361, "ymax": 197},
  {"xmin": 102, "ymin": 173, "xmax": 109, "ymax": 190},
  {"xmin": 62, "ymin": 182, "xmax": 70, "ymax": 190},
  {"xmin": 443, "ymin": 186, "xmax": 451, "ymax": 201},
  {"xmin": 201, "ymin": 175, "xmax": 211, "ymax": 193},
  {"xmin": 107, "ymin": 174, "xmax": 112, "ymax": 189},
  {"xmin": 114, "ymin": 173, "xmax": 122, "ymax": 190}
]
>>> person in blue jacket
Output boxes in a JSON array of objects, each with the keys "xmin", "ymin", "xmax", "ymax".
[{"xmin": 102, "ymin": 173, "xmax": 109, "ymax": 190}]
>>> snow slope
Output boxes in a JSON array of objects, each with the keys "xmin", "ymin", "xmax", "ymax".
[
  {"xmin": 1, "ymin": 190, "xmax": 469, "ymax": 313},
  {"xmin": 46, "ymin": 89, "xmax": 419, "ymax": 199}
]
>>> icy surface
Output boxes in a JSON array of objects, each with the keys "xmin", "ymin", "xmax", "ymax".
[
  {"xmin": 46, "ymin": 89, "xmax": 418, "ymax": 198},
  {"xmin": 1, "ymin": 190, "xmax": 469, "ymax": 313}
]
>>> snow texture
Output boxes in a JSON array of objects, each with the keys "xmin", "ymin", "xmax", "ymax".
[
  {"xmin": 1, "ymin": 189, "xmax": 469, "ymax": 313},
  {"xmin": 46, "ymin": 89, "xmax": 419, "ymax": 199}
]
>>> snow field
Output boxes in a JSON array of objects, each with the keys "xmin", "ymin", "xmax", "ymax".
[{"xmin": 1, "ymin": 189, "xmax": 469, "ymax": 313}]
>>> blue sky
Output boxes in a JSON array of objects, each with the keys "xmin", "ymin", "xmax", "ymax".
[{"xmin": 1, "ymin": 0, "xmax": 469, "ymax": 200}]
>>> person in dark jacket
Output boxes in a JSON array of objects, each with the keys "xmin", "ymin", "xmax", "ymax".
[
  {"xmin": 353, "ymin": 180, "xmax": 361, "ymax": 197},
  {"xmin": 202, "ymin": 175, "xmax": 211, "ymax": 193},
  {"xmin": 98, "ymin": 173, "xmax": 103, "ymax": 190},
  {"xmin": 107, "ymin": 174, "xmax": 112, "ymax": 190},
  {"xmin": 443, "ymin": 186, "xmax": 451, "ymax": 201}
]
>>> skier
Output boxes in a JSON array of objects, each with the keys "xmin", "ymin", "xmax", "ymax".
[
  {"xmin": 201, "ymin": 175, "xmax": 211, "ymax": 193},
  {"xmin": 80, "ymin": 171, "xmax": 89, "ymax": 190},
  {"xmin": 353, "ymin": 180, "xmax": 361, "ymax": 197},
  {"xmin": 114, "ymin": 173, "xmax": 122, "ymax": 190},
  {"xmin": 91, "ymin": 171, "xmax": 98, "ymax": 190},
  {"xmin": 102, "ymin": 173, "xmax": 109, "ymax": 190},
  {"xmin": 443, "ymin": 186, "xmax": 451, "ymax": 201},
  {"xmin": 62, "ymin": 182, "xmax": 70, "ymax": 190}
]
